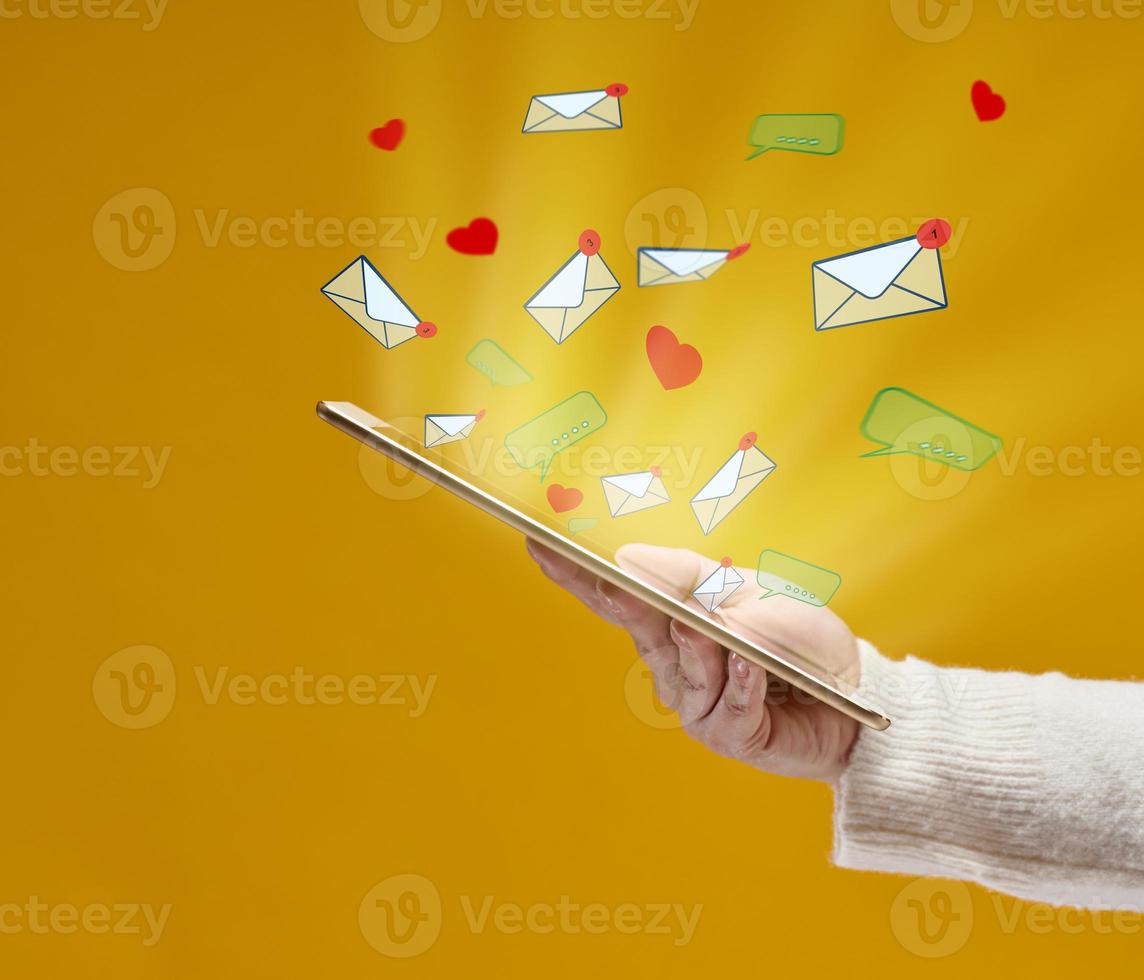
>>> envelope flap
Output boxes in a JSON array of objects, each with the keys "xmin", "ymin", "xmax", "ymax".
[
  {"xmin": 693, "ymin": 451, "xmax": 743, "ymax": 501},
  {"xmin": 535, "ymin": 90, "xmax": 608, "ymax": 118},
  {"xmin": 528, "ymin": 251, "xmax": 587, "ymax": 308},
  {"xmin": 321, "ymin": 258, "xmax": 367, "ymax": 302},
  {"xmin": 740, "ymin": 445, "xmax": 777, "ymax": 476},
  {"xmin": 693, "ymin": 567, "xmax": 726, "ymax": 595},
  {"xmin": 814, "ymin": 238, "xmax": 923, "ymax": 300},
  {"xmin": 426, "ymin": 414, "xmax": 477, "ymax": 436},
  {"xmin": 363, "ymin": 263, "xmax": 419, "ymax": 325},
  {"xmin": 640, "ymin": 249, "xmax": 727, "ymax": 276},
  {"xmin": 604, "ymin": 471, "xmax": 655, "ymax": 497}
]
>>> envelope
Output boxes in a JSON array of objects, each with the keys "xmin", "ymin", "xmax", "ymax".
[
  {"xmin": 812, "ymin": 236, "xmax": 947, "ymax": 331},
  {"xmin": 601, "ymin": 470, "xmax": 670, "ymax": 518},
  {"xmin": 692, "ymin": 562, "xmax": 745, "ymax": 612},
  {"xmin": 524, "ymin": 238, "xmax": 620, "ymax": 344},
  {"xmin": 522, "ymin": 88, "xmax": 623, "ymax": 134},
  {"xmin": 691, "ymin": 435, "xmax": 776, "ymax": 535},
  {"xmin": 321, "ymin": 255, "xmax": 428, "ymax": 349},
  {"xmin": 424, "ymin": 412, "xmax": 483, "ymax": 448},
  {"xmin": 637, "ymin": 245, "xmax": 747, "ymax": 288}
]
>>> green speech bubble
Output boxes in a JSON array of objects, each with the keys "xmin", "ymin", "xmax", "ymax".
[
  {"xmin": 505, "ymin": 392, "xmax": 607, "ymax": 482},
  {"xmin": 746, "ymin": 114, "xmax": 845, "ymax": 161},
  {"xmin": 568, "ymin": 517, "xmax": 598, "ymax": 536},
  {"xmin": 861, "ymin": 388, "xmax": 1002, "ymax": 472},
  {"xmin": 757, "ymin": 550, "xmax": 841, "ymax": 606},
  {"xmin": 466, "ymin": 339, "xmax": 533, "ymax": 387}
]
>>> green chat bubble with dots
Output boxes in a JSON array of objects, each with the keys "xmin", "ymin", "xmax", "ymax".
[
  {"xmin": 757, "ymin": 551, "xmax": 842, "ymax": 606},
  {"xmin": 466, "ymin": 339, "xmax": 533, "ymax": 387},
  {"xmin": 746, "ymin": 114, "xmax": 845, "ymax": 161},
  {"xmin": 860, "ymin": 388, "xmax": 1002, "ymax": 472},
  {"xmin": 505, "ymin": 392, "xmax": 607, "ymax": 482}
]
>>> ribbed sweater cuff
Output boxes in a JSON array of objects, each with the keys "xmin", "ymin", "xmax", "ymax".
[
  {"xmin": 832, "ymin": 643, "xmax": 1144, "ymax": 910},
  {"xmin": 834, "ymin": 642, "xmax": 1049, "ymax": 889}
]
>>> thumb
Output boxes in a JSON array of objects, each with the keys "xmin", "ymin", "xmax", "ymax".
[{"xmin": 614, "ymin": 544, "xmax": 717, "ymax": 602}]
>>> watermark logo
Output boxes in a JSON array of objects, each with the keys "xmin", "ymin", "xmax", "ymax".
[
  {"xmin": 893, "ymin": 0, "xmax": 1141, "ymax": 41},
  {"xmin": 890, "ymin": 0, "xmax": 975, "ymax": 39},
  {"xmin": 624, "ymin": 187, "xmax": 708, "ymax": 258},
  {"xmin": 890, "ymin": 879, "xmax": 974, "ymax": 957},
  {"xmin": 359, "ymin": 874, "xmax": 702, "ymax": 955},
  {"xmin": 92, "ymin": 188, "xmax": 176, "ymax": 272},
  {"xmin": 359, "ymin": 874, "xmax": 443, "ymax": 957},
  {"xmin": 623, "ymin": 657, "xmax": 685, "ymax": 730},
  {"xmin": 357, "ymin": 416, "xmax": 436, "ymax": 502},
  {"xmin": 359, "ymin": 0, "xmax": 442, "ymax": 41},
  {"xmin": 890, "ymin": 436, "xmax": 1143, "ymax": 501},
  {"xmin": 93, "ymin": 646, "xmax": 177, "ymax": 730},
  {"xmin": 93, "ymin": 648, "xmax": 436, "ymax": 727}
]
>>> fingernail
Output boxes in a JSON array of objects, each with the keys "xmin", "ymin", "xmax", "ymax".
[
  {"xmin": 668, "ymin": 619, "xmax": 692, "ymax": 651},
  {"xmin": 596, "ymin": 580, "xmax": 622, "ymax": 616},
  {"xmin": 729, "ymin": 653, "xmax": 751, "ymax": 680},
  {"xmin": 526, "ymin": 540, "xmax": 554, "ymax": 574}
]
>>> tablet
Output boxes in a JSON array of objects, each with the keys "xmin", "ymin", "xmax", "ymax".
[{"xmin": 318, "ymin": 400, "xmax": 890, "ymax": 731}]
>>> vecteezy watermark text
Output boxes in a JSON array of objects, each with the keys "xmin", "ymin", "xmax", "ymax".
[
  {"xmin": 0, "ymin": 897, "xmax": 171, "ymax": 946},
  {"xmin": 0, "ymin": 440, "xmax": 171, "ymax": 489},
  {"xmin": 0, "ymin": 0, "xmax": 168, "ymax": 29},
  {"xmin": 358, "ymin": 873, "xmax": 702, "ymax": 958}
]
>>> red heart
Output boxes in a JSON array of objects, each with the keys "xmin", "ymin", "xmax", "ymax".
[
  {"xmin": 971, "ymin": 81, "xmax": 1006, "ymax": 122},
  {"xmin": 447, "ymin": 218, "xmax": 498, "ymax": 256},
  {"xmin": 646, "ymin": 325, "xmax": 702, "ymax": 391},
  {"xmin": 369, "ymin": 119, "xmax": 405, "ymax": 150},
  {"xmin": 546, "ymin": 484, "xmax": 583, "ymax": 513}
]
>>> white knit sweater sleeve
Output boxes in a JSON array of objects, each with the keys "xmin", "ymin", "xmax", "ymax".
[{"xmin": 833, "ymin": 641, "xmax": 1144, "ymax": 911}]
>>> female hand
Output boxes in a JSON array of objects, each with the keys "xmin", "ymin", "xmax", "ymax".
[{"xmin": 527, "ymin": 540, "xmax": 862, "ymax": 782}]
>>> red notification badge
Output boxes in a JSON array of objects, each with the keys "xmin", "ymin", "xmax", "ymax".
[
  {"xmin": 578, "ymin": 229, "xmax": 601, "ymax": 256},
  {"xmin": 916, "ymin": 219, "xmax": 952, "ymax": 250}
]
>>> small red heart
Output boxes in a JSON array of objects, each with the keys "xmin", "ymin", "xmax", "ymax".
[
  {"xmin": 971, "ymin": 81, "xmax": 1006, "ymax": 122},
  {"xmin": 369, "ymin": 119, "xmax": 405, "ymax": 151},
  {"xmin": 646, "ymin": 325, "xmax": 702, "ymax": 391},
  {"xmin": 546, "ymin": 484, "xmax": 583, "ymax": 513},
  {"xmin": 447, "ymin": 217, "xmax": 498, "ymax": 256}
]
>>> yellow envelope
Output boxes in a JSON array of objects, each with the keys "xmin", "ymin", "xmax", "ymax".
[
  {"xmin": 637, "ymin": 245, "xmax": 748, "ymax": 287},
  {"xmin": 424, "ymin": 412, "xmax": 483, "ymax": 448},
  {"xmin": 690, "ymin": 436, "xmax": 776, "ymax": 535},
  {"xmin": 321, "ymin": 255, "xmax": 428, "ymax": 349},
  {"xmin": 524, "ymin": 238, "xmax": 620, "ymax": 344},
  {"xmin": 812, "ymin": 237, "xmax": 947, "ymax": 331},
  {"xmin": 522, "ymin": 89, "xmax": 623, "ymax": 134},
  {"xmin": 601, "ymin": 470, "xmax": 670, "ymax": 518}
]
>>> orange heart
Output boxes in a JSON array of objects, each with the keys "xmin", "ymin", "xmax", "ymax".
[
  {"xmin": 646, "ymin": 325, "xmax": 702, "ymax": 390},
  {"xmin": 546, "ymin": 485, "xmax": 583, "ymax": 513}
]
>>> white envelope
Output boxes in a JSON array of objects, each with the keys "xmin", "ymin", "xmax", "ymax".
[
  {"xmin": 522, "ymin": 89, "xmax": 623, "ymax": 134},
  {"xmin": 637, "ymin": 247, "xmax": 742, "ymax": 287},
  {"xmin": 600, "ymin": 470, "xmax": 670, "ymax": 518},
  {"xmin": 812, "ymin": 237, "xmax": 947, "ymax": 331},
  {"xmin": 321, "ymin": 256, "xmax": 425, "ymax": 349},
  {"xmin": 424, "ymin": 413, "xmax": 482, "ymax": 448},
  {"xmin": 524, "ymin": 245, "xmax": 620, "ymax": 344},
  {"xmin": 691, "ymin": 439, "xmax": 777, "ymax": 535},
  {"xmin": 692, "ymin": 563, "xmax": 745, "ymax": 612}
]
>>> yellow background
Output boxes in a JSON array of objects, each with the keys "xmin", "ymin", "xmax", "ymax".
[{"xmin": 3, "ymin": 0, "xmax": 1143, "ymax": 974}]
